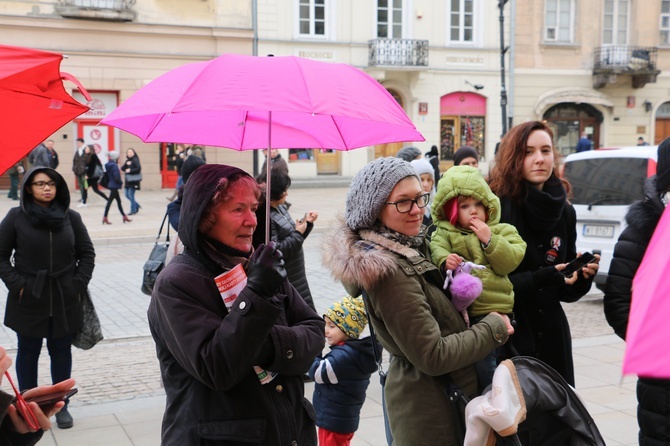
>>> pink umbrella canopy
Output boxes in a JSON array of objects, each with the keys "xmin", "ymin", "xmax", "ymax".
[
  {"xmin": 101, "ymin": 53, "xmax": 424, "ymax": 242},
  {"xmin": 623, "ymin": 205, "xmax": 670, "ymax": 378},
  {"xmin": 101, "ymin": 53, "xmax": 423, "ymax": 150}
]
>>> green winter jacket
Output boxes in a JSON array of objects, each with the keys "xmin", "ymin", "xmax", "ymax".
[
  {"xmin": 322, "ymin": 218, "xmax": 509, "ymax": 446},
  {"xmin": 430, "ymin": 166, "xmax": 526, "ymax": 316}
]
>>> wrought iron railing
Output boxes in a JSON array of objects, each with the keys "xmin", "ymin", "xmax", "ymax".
[
  {"xmin": 55, "ymin": 0, "xmax": 136, "ymax": 21},
  {"xmin": 368, "ymin": 39, "xmax": 429, "ymax": 67},
  {"xmin": 593, "ymin": 45, "xmax": 658, "ymax": 72},
  {"xmin": 57, "ymin": 0, "xmax": 136, "ymax": 9}
]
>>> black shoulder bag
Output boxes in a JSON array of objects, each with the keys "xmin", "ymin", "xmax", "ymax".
[{"xmin": 141, "ymin": 211, "xmax": 170, "ymax": 295}]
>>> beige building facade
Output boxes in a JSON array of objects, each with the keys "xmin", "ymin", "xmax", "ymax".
[{"xmin": 512, "ymin": 0, "xmax": 669, "ymax": 156}]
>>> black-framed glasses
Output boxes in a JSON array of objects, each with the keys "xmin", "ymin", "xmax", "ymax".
[
  {"xmin": 385, "ymin": 193, "xmax": 430, "ymax": 213},
  {"xmin": 31, "ymin": 181, "xmax": 56, "ymax": 189}
]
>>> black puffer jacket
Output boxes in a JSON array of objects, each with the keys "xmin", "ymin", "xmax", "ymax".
[
  {"xmin": 0, "ymin": 167, "xmax": 95, "ymax": 338},
  {"xmin": 604, "ymin": 176, "xmax": 670, "ymax": 446},
  {"xmin": 148, "ymin": 164, "xmax": 324, "ymax": 446},
  {"xmin": 269, "ymin": 204, "xmax": 316, "ymax": 311}
]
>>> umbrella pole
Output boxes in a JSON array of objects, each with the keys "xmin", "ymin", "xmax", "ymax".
[{"xmin": 265, "ymin": 111, "xmax": 272, "ymax": 245}]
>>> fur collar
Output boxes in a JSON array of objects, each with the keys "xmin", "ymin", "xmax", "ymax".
[{"xmin": 321, "ymin": 216, "xmax": 421, "ymax": 292}]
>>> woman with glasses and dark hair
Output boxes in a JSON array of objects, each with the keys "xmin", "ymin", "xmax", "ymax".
[
  {"xmin": 0, "ymin": 167, "xmax": 95, "ymax": 430},
  {"xmin": 322, "ymin": 157, "xmax": 513, "ymax": 445}
]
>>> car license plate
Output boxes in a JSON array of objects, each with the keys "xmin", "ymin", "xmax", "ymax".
[{"xmin": 583, "ymin": 224, "xmax": 614, "ymax": 238}]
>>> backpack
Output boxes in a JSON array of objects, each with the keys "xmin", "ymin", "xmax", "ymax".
[{"xmin": 99, "ymin": 170, "xmax": 110, "ymax": 188}]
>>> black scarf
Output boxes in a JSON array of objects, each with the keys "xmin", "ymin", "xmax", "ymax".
[
  {"xmin": 200, "ymin": 236, "xmax": 251, "ymax": 271},
  {"xmin": 521, "ymin": 176, "xmax": 566, "ymax": 231},
  {"xmin": 24, "ymin": 200, "xmax": 67, "ymax": 229}
]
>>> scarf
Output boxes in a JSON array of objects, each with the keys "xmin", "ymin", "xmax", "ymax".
[
  {"xmin": 200, "ymin": 236, "xmax": 251, "ymax": 272},
  {"xmin": 24, "ymin": 200, "xmax": 67, "ymax": 228},
  {"xmin": 371, "ymin": 221, "xmax": 424, "ymax": 249},
  {"xmin": 521, "ymin": 176, "xmax": 566, "ymax": 231}
]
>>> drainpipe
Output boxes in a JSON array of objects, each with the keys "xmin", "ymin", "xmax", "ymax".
[{"xmin": 498, "ymin": 0, "xmax": 509, "ymax": 137}]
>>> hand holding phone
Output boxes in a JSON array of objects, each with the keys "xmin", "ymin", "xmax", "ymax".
[
  {"xmin": 561, "ymin": 252, "xmax": 597, "ymax": 277},
  {"xmin": 24, "ymin": 388, "xmax": 78, "ymax": 409}
]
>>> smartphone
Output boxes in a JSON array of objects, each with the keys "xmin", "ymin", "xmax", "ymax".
[
  {"xmin": 299, "ymin": 212, "xmax": 308, "ymax": 223},
  {"xmin": 562, "ymin": 252, "xmax": 597, "ymax": 277},
  {"xmin": 23, "ymin": 388, "xmax": 78, "ymax": 409}
]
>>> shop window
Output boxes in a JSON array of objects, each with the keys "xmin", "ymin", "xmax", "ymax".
[
  {"xmin": 440, "ymin": 116, "xmax": 485, "ymax": 161},
  {"xmin": 289, "ymin": 148, "xmax": 315, "ymax": 161}
]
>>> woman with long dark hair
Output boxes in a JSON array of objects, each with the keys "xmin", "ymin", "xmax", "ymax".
[
  {"xmin": 123, "ymin": 148, "xmax": 142, "ymax": 215},
  {"xmin": 489, "ymin": 121, "xmax": 599, "ymax": 386},
  {"xmin": 103, "ymin": 152, "xmax": 131, "ymax": 224},
  {"xmin": 84, "ymin": 145, "xmax": 108, "ymax": 203}
]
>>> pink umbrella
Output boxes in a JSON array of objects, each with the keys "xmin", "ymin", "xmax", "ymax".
[
  {"xmin": 623, "ymin": 205, "xmax": 670, "ymax": 378},
  {"xmin": 101, "ymin": 53, "xmax": 424, "ymax": 240}
]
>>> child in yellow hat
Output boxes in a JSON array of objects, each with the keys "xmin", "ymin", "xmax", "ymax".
[{"xmin": 308, "ymin": 296, "xmax": 378, "ymax": 446}]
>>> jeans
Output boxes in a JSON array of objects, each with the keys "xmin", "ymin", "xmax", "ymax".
[
  {"xmin": 7, "ymin": 173, "xmax": 19, "ymax": 199},
  {"xmin": 76, "ymin": 174, "xmax": 88, "ymax": 204},
  {"xmin": 16, "ymin": 321, "xmax": 73, "ymax": 391},
  {"xmin": 125, "ymin": 186, "xmax": 139, "ymax": 213}
]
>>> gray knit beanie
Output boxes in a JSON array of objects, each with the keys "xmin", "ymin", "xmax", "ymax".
[
  {"xmin": 345, "ymin": 157, "xmax": 420, "ymax": 230},
  {"xmin": 396, "ymin": 146, "xmax": 422, "ymax": 162}
]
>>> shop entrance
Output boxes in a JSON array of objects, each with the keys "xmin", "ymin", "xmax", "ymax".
[
  {"xmin": 543, "ymin": 103, "xmax": 602, "ymax": 156},
  {"xmin": 439, "ymin": 92, "xmax": 487, "ymax": 171}
]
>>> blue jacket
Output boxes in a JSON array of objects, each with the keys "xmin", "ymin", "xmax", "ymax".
[
  {"xmin": 575, "ymin": 137, "xmax": 592, "ymax": 152},
  {"xmin": 104, "ymin": 161, "xmax": 123, "ymax": 190},
  {"xmin": 308, "ymin": 336, "xmax": 377, "ymax": 434}
]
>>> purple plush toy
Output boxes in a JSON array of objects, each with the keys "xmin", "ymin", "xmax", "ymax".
[{"xmin": 444, "ymin": 260, "xmax": 485, "ymax": 326}]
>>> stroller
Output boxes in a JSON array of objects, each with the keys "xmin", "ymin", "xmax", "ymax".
[{"xmin": 456, "ymin": 356, "xmax": 606, "ymax": 446}]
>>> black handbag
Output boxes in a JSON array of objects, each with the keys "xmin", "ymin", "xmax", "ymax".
[
  {"xmin": 141, "ymin": 211, "xmax": 170, "ymax": 296},
  {"xmin": 72, "ymin": 289, "xmax": 103, "ymax": 350}
]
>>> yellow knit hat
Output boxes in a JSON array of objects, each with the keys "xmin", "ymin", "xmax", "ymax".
[{"xmin": 324, "ymin": 296, "xmax": 368, "ymax": 339}]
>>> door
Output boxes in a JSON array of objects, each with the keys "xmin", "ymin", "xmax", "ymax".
[
  {"xmin": 316, "ymin": 149, "xmax": 339, "ymax": 174},
  {"xmin": 374, "ymin": 142, "xmax": 404, "ymax": 158},
  {"xmin": 655, "ymin": 118, "xmax": 670, "ymax": 144}
]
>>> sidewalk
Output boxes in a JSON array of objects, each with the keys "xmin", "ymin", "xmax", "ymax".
[{"xmin": 0, "ymin": 187, "xmax": 639, "ymax": 445}]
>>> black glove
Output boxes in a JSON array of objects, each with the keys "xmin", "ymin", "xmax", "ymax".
[
  {"xmin": 532, "ymin": 265, "xmax": 566, "ymax": 289},
  {"xmin": 247, "ymin": 242, "xmax": 287, "ymax": 299}
]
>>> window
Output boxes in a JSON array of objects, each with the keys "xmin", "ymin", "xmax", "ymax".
[
  {"xmin": 603, "ymin": 0, "xmax": 628, "ymax": 45},
  {"xmin": 662, "ymin": 0, "xmax": 670, "ymax": 44},
  {"xmin": 377, "ymin": 0, "xmax": 403, "ymax": 38},
  {"xmin": 545, "ymin": 0, "xmax": 574, "ymax": 42},
  {"xmin": 448, "ymin": 0, "xmax": 474, "ymax": 43},
  {"xmin": 299, "ymin": 0, "xmax": 326, "ymax": 37},
  {"xmin": 288, "ymin": 149, "xmax": 314, "ymax": 161}
]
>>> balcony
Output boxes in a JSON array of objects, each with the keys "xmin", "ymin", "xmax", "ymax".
[
  {"xmin": 592, "ymin": 45, "xmax": 660, "ymax": 89},
  {"xmin": 55, "ymin": 0, "xmax": 136, "ymax": 22},
  {"xmin": 368, "ymin": 39, "xmax": 429, "ymax": 68}
]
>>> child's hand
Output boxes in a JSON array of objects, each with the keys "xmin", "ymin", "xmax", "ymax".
[
  {"xmin": 445, "ymin": 253, "xmax": 463, "ymax": 271},
  {"xmin": 470, "ymin": 218, "xmax": 492, "ymax": 245}
]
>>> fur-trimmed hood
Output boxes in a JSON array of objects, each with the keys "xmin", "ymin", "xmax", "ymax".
[{"xmin": 321, "ymin": 216, "xmax": 422, "ymax": 293}]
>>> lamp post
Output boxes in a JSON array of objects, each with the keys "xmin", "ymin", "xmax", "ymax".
[{"xmin": 498, "ymin": 0, "xmax": 509, "ymax": 136}]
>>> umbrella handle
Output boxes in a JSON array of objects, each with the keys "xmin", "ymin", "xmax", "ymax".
[{"xmin": 61, "ymin": 72, "xmax": 92, "ymax": 103}]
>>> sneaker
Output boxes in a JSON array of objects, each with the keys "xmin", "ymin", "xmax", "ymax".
[
  {"xmin": 76, "ymin": 203, "xmax": 87, "ymax": 208},
  {"xmin": 56, "ymin": 408, "xmax": 73, "ymax": 429}
]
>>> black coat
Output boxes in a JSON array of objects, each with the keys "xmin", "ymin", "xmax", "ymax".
[
  {"xmin": 499, "ymin": 178, "xmax": 592, "ymax": 386},
  {"xmin": 123, "ymin": 154, "xmax": 141, "ymax": 189},
  {"xmin": 148, "ymin": 164, "xmax": 324, "ymax": 446},
  {"xmin": 604, "ymin": 176, "xmax": 670, "ymax": 445},
  {"xmin": 269, "ymin": 204, "xmax": 316, "ymax": 311},
  {"xmin": 0, "ymin": 168, "xmax": 95, "ymax": 338}
]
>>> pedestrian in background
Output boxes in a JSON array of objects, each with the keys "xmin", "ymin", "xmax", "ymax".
[
  {"xmin": 102, "ymin": 152, "xmax": 131, "ymax": 225},
  {"xmin": 0, "ymin": 166, "xmax": 95, "ymax": 430},
  {"xmin": 453, "ymin": 145, "xmax": 479, "ymax": 168},
  {"xmin": 84, "ymin": 145, "xmax": 108, "ymax": 203},
  {"xmin": 256, "ymin": 169, "xmax": 318, "ymax": 311},
  {"xmin": 166, "ymin": 155, "xmax": 206, "ymax": 231},
  {"xmin": 575, "ymin": 131, "xmax": 593, "ymax": 153},
  {"xmin": 425, "ymin": 144, "xmax": 441, "ymax": 182},
  {"xmin": 257, "ymin": 148, "xmax": 289, "ymax": 183},
  {"xmin": 322, "ymin": 157, "xmax": 512, "ymax": 445},
  {"xmin": 637, "ymin": 136, "xmax": 650, "ymax": 146},
  {"xmin": 166, "ymin": 143, "xmax": 187, "ymax": 202},
  {"xmin": 309, "ymin": 296, "xmax": 377, "ymax": 446},
  {"xmin": 604, "ymin": 138, "xmax": 670, "ymax": 445},
  {"xmin": 28, "ymin": 142, "xmax": 50, "ymax": 169},
  {"xmin": 395, "ymin": 146, "xmax": 421, "ymax": 162},
  {"xmin": 122, "ymin": 148, "xmax": 142, "ymax": 215},
  {"xmin": 72, "ymin": 138, "xmax": 89, "ymax": 207},
  {"xmin": 45, "ymin": 140, "xmax": 59, "ymax": 169},
  {"xmin": 148, "ymin": 163, "xmax": 324, "ymax": 446},
  {"xmin": 6, "ymin": 161, "xmax": 23, "ymax": 201},
  {"xmin": 489, "ymin": 121, "xmax": 599, "ymax": 387},
  {"xmin": 410, "ymin": 157, "xmax": 436, "ymax": 232}
]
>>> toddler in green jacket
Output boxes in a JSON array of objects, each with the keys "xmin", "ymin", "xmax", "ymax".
[{"xmin": 430, "ymin": 165, "xmax": 526, "ymax": 390}]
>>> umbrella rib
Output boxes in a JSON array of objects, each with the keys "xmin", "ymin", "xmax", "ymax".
[
  {"xmin": 144, "ymin": 113, "xmax": 168, "ymax": 141},
  {"xmin": 329, "ymin": 115, "xmax": 351, "ymax": 150},
  {"xmin": 238, "ymin": 110, "xmax": 249, "ymax": 150}
]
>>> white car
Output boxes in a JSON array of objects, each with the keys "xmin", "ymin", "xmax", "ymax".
[{"xmin": 562, "ymin": 146, "xmax": 658, "ymax": 290}]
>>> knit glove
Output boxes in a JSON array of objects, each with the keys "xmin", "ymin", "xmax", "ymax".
[{"xmin": 247, "ymin": 242, "xmax": 287, "ymax": 299}]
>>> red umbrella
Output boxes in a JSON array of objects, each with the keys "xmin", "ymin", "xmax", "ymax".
[{"xmin": 0, "ymin": 44, "xmax": 91, "ymax": 175}]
